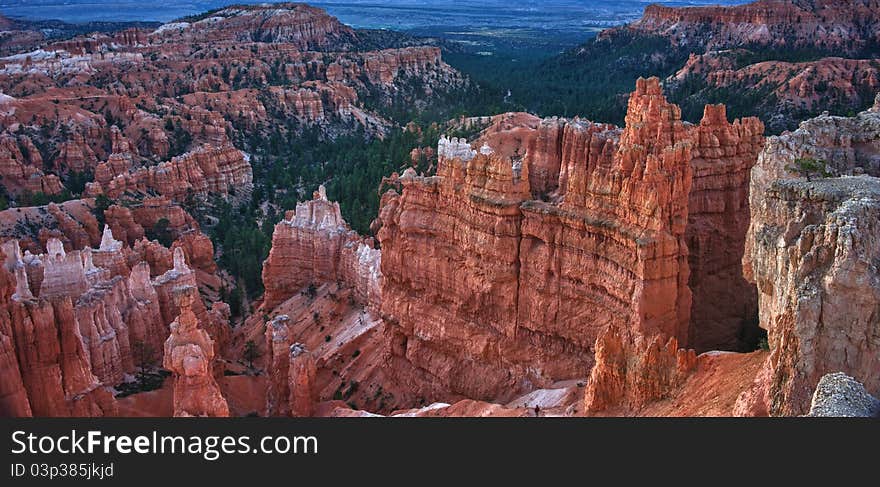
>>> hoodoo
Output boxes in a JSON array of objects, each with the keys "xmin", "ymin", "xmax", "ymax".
[{"xmin": 163, "ymin": 285, "xmax": 229, "ymax": 417}]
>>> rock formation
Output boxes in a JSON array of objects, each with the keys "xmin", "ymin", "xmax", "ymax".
[
  {"xmin": 629, "ymin": 0, "xmax": 880, "ymax": 54},
  {"xmin": 87, "ymin": 144, "xmax": 253, "ymax": 202},
  {"xmin": 256, "ymin": 78, "xmax": 763, "ymax": 408},
  {"xmin": 583, "ymin": 326, "xmax": 697, "ymax": 414},
  {"xmin": 152, "ymin": 247, "xmax": 228, "ymax": 363},
  {"xmin": 172, "ymin": 232, "xmax": 217, "ymax": 275},
  {"xmin": 671, "ymin": 55, "xmax": 880, "ymax": 132},
  {"xmin": 743, "ymin": 102, "xmax": 880, "ymax": 416},
  {"xmin": 8, "ymin": 294, "xmax": 119, "ymax": 416},
  {"xmin": 0, "ymin": 247, "xmax": 31, "ymax": 416},
  {"xmin": 0, "ymin": 220, "xmax": 220, "ymax": 416},
  {"xmin": 150, "ymin": 3, "xmax": 358, "ymax": 48},
  {"xmin": 2, "ymin": 240, "xmax": 119, "ymax": 416},
  {"xmin": 125, "ymin": 262, "xmax": 165, "ymax": 364},
  {"xmin": 262, "ymin": 185, "xmax": 381, "ymax": 310},
  {"xmin": 0, "ymin": 135, "xmax": 63, "ymax": 197},
  {"xmin": 375, "ymin": 77, "xmax": 761, "ymax": 401},
  {"xmin": 288, "ymin": 343, "xmax": 317, "ymax": 417},
  {"xmin": 163, "ymin": 285, "xmax": 229, "ymax": 417},
  {"xmin": 152, "ymin": 247, "xmax": 203, "ymax": 325},
  {"xmin": 581, "ymin": 0, "xmax": 880, "ymax": 132},
  {"xmin": 38, "ymin": 238, "xmax": 89, "ymax": 299},
  {"xmin": 265, "ymin": 315, "xmax": 292, "ymax": 417},
  {"xmin": 0, "ymin": 0, "xmax": 467, "ymax": 417},
  {"xmin": 807, "ymin": 373, "xmax": 880, "ymax": 418},
  {"xmin": 0, "ymin": 2, "xmax": 461, "ymax": 211},
  {"xmin": 91, "ymin": 226, "xmax": 129, "ymax": 277},
  {"xmin": 0, "ymin": 199, "xmax": 100, "ymax": 255},
  {"xmin": 103, "ymin": 205, "xmax": 146, "ymax": 247}
]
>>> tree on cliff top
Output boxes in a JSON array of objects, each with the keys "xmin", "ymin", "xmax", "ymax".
[{"xmin": 787, "ymin": 157, "xmax": 830, "ymax": 182}]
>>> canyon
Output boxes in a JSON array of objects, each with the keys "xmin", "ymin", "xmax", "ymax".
[
  {"xmin": 0, "ymin": 2, "xmax": 462, "ymax": 206},
  {"xmin": 1, "ymin": 1, "xmax": 878, "ymax": 418},
  {"xmin": 5, "ymin": 75, "xmax": 875, "ymax": 418},
  {"xmin": 253, "ymin": 80, "xmax": 878, "ymax": 417}
]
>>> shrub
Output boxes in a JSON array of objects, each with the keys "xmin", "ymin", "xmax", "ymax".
[{"xmin": 787, "ymin": 157, "xmax": 830, "ymax": 182}]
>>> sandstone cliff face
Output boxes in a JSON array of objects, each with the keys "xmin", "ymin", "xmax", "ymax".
[
  {"xmin": 87, "ymin": 144, "xmax": 253, "ymax": 201},
  {"xmin": 631, "ymin": 0, "xmax": 880, "ymax": 54},
  {"xmin": 288, "ymin": 343, "xmax": 317, "ymax": 417},
  {"xmin": 249, "ymin": 90, "xmax": 765, "ymax": 414},
  {"xmin": 9, "ymin": 295, "xmax": 119, "ymax": 416},
  {"xmin": 0, "ymin": 218, "xmax": 224, "ymax": 416},
  {"xmin": 264, "ymin": 315, "xmax": 292, "ymax": 417},
  {"xmin": 124, "ymin": 262, "xmax": 165, "ymax": 365},
  {"xmin": 526, "ymin": 77, "xmax": 694, "ymax": 346},
  {"xmin": 2, "ymin": 240, "xmax": 119, "ymax": 416},
  {"xmin": 151, "ymin": 246, "xmax": 227, "ymax": 361},
  {"xmin": 163, "ymin": 285, "xmax": 229, "ymax": 417},
  {"xmin": 262, "ymin": 186, "xmax": 381, "ymax": 311},
  {"xmin": 743, "ymin": 102, "xmax": 880, "ymax": 416},
  {"xmin": 376, "ymin": 78, "xmax": 709, "ymax": 401},
  {"xmin": 0, "ymin": 248, "xmax": 31, "ymax": 416}
]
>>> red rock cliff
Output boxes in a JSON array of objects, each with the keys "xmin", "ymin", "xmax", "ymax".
[
  {"xmin": 375, "ymin": 79, "xmax": 695, "ymax": 401},
  {"xmin": 373, "ymin": 78, "xmax": 764, "ymax": 403},
  {"xmin": 261, "ymin": 185, "xmax": 381, "ymax": 311},
  {"xmin": 87, "ymin": 144, "xmax": 253, "ymax": 202},
  {"xmin": 631, "ymin": 0, "xmax": 880, "ymax": 54}
]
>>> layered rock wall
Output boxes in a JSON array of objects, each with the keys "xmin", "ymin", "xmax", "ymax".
[
  {"xmin": 261, "ymin": 185, "xmax": 381, "ymax": 310},
  {"xmin": 744, "ymin": 102, "xmax": 880, "ymax": 416},
  {"xmin": 0, "ymin": 227, "xmax": 217, "ymax": 416},
  {"xmin": 375, "ymin": 78, "xmax": 725, "ymax": 401},
  {"xmin": 0, "ymin": 135, "xmax": 63, "ymax": 197},
  {"xmin": 87, "ymin": 144, "xmax": 253, "ymax": 201},
  {"xmin": 583, "ymin": 326, "xmax": 697, "ymax": 413},
  {"xmin": 265, "ymin": 315, "xmax": 292, "ymax": 417},
  {"xmin": 288, "ymin": 343, "xmax": 317, "ymax": 417},
  {"xmin": 253, "ymin": 77, "xmax": 765, "ymax": 411},
  {"xmin": 631, "ymin": 1, "xmax": 880, "ymax": 54}
]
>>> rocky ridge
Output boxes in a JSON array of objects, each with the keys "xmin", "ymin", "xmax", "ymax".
[{"xmin": 741, "ymin": 100, "xmax": 880, "ymax": 415}]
